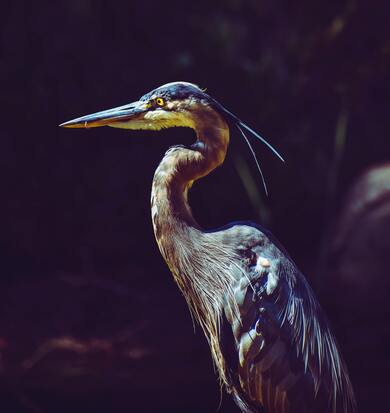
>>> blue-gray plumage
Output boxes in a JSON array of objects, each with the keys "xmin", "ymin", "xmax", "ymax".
[{"xmin": 60, "ymin": 81, "xmax": 356, "ymax": 413}]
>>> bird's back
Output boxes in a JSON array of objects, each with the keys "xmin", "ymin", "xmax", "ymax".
[{"xmin": 209, "ymin": 222, "xmax": 356, "ymax": 413}]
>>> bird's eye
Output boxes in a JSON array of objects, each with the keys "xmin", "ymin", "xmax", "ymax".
[{"xmin": 155, "ymin": 97, "xmax": 165, "ymax": 106}]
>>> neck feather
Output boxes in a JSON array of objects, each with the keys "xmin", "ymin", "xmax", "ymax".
[{"xmin": 151, "ymin": 109, "xmax": 229, "ymax": 236}]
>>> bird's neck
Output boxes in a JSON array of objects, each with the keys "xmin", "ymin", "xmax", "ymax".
[
  {"xmin": 151, "ymin": 111, "xmax": 229, "ymax": 251},
  {"xmin": 151, "ymin": 110, "xmax": 229, "ymax": 278}
]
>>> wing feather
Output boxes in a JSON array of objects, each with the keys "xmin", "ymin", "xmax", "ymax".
[{"xmin": 221, "ymin": 228, "xmax": 356, "ymax": 413}]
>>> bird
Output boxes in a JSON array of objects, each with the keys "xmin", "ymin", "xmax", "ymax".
[{"xmin": 60, "ymin": 81, "xmax": 356, "ymax": 413}]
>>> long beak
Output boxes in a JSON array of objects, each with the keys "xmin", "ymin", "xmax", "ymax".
[{"xmin": 59, "ymin": 101, "xmax": 148, "ymax": 128}]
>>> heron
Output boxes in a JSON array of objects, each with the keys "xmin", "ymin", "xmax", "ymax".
[{"xmin": 60, "ymin": 81, "xmax": 356, "ymax": 413}]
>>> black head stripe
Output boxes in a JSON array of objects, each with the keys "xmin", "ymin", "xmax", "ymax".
[{"xmin": 141, "ymin": 82, "xmax": 204, "ymax": 102}]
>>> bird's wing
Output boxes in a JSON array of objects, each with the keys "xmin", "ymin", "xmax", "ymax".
[{"xmin": 220, "ymin": 227, "xmax": 356, "ymax": 413}]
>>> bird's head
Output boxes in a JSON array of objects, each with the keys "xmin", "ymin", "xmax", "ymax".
[
  {"xmin": 60, "ymin": 81, "xmax": 284, "ymax": 193},
  {"xmin": 60, "ymin": 82, "xmax": 220, "ymax": 131}
]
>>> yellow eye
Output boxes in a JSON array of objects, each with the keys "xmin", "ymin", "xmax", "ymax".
[{"xmin": 155, "ymin": 97, "xmax": 165, "ymax": 106}]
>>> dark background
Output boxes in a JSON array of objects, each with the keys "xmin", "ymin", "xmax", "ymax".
[{"xmin": 1, "ymin": 1, "xmax": 389, "ymax": 412}]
